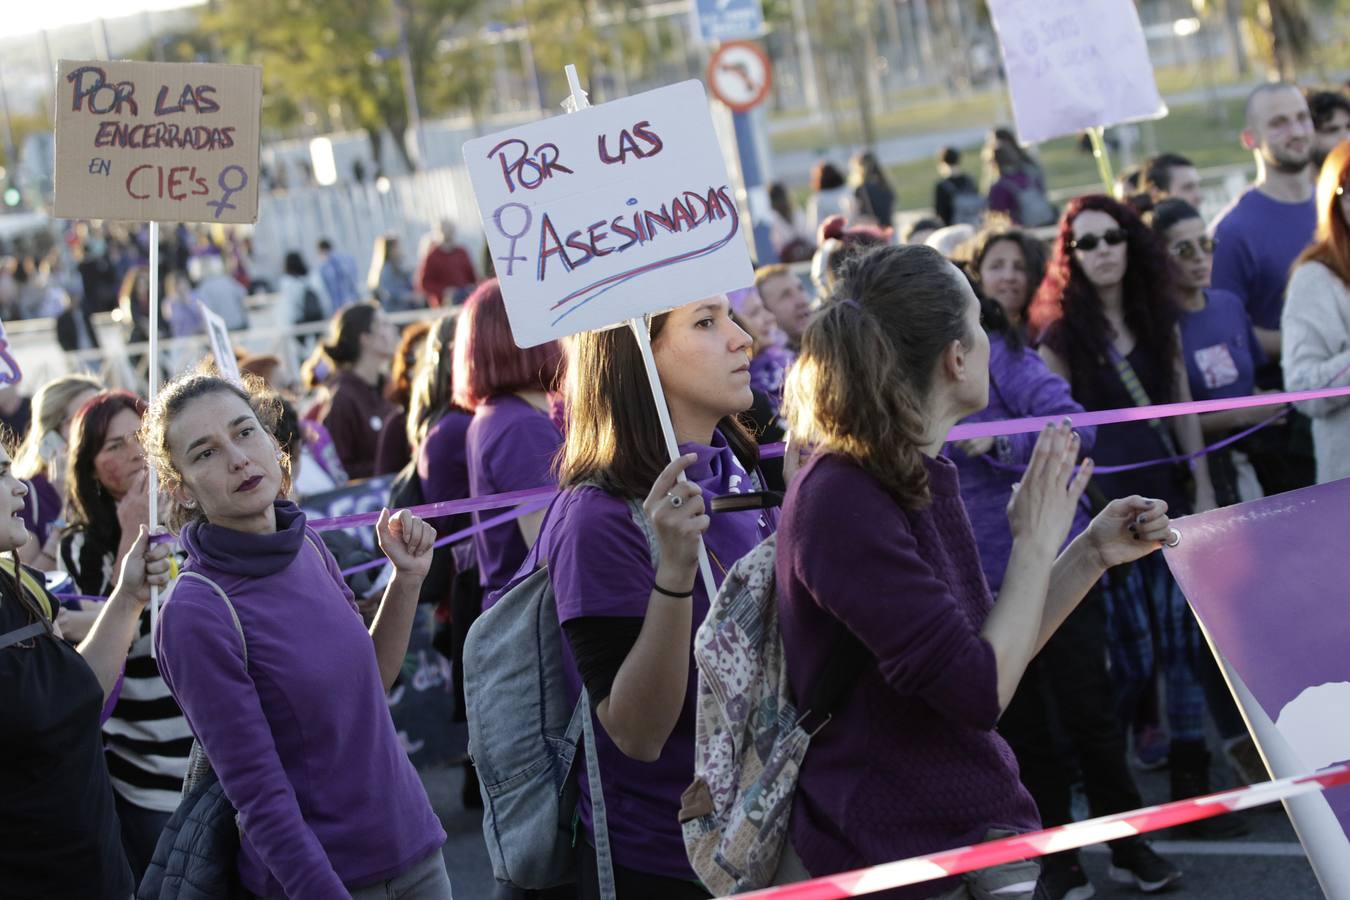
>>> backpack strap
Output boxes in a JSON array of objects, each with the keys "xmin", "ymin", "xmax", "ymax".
[
  {"xmin": 580, "ymin": 687, "xmax": 617, "ymax": 900},
  {"xmin": 173, "ymin": 572, "xmax": 248, "ymax": 797},
  {"xmin": 799, "ymin": 628, "xmax": 871, "ymax": 735}
]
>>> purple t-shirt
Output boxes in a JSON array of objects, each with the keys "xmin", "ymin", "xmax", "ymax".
[
  {"xmin": 418, "ymin": 408, "xmax": 475, "ymax": 570},
  {"xmin": 1180, "ymin": 288, "xmax": 1265, "ymax": 402},
  {"xmin": 540, "ymin": 433, "xmax": 775, "ymax": 879},
  {"xmin": 467, "ymin": 394, "xmax": 563, "ymax": 595},
  {"xmin": 1210, "ymin": 188, "xmax": 1316, "ymax": 331},
  {"xmin": 19, "ymin": 473, "xmax": 62, "ymax": 548},
  {"xmin": 749, "ymin": 345, "xmax": 795, "ymax": 416}
]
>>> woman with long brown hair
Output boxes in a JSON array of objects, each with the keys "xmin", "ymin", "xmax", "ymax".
[
  {"xmin": 1029, "ymin": 195, "xmax": 1243, "ymax": 837},
  {"xmin": 1, "ymin": 436, "xmax": 170, "ymax": 898},
  {"xmin": 59, "ymin": 389, "xmax": 193, "ymax": 881},
  {"xmin": 1283, "ymin": 139, "xmax": 1350, "ymax": 483},
  {"xmin": 776, "ymin": 243, "xmax": 1175, "ymax": 899},
  {"xmin": 514, "ymin": 294, "xmax": 773, "ymax": 898}
]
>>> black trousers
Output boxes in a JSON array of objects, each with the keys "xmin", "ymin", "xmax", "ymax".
[
  {"xmin": 576, "ymin": 837, "xmax": 712, "ymax": 900},
  {"xmin": 999, "ymin": 590, "xmax": 1143, "ymax": 830}
]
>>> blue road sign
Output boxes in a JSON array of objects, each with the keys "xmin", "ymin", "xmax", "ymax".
[{"xmin": 693, "ymin": 0, "xmax": 764, "ymax": 44}]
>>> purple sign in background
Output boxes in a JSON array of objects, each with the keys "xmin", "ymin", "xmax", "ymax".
[{"xmin": 1164, "ymin": 477, "xmax": 1350, "ymax": 837}]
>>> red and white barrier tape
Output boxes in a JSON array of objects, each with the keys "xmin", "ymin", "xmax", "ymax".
[{"xmin": 728, "ymin": 763, "xmax": 1350, "ymax": 899}]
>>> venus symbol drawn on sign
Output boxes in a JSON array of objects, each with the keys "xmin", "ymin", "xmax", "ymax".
[
  {"xmin": 492, "ymin": 202, "xmax": 533, "ymax": 277},
  {"xmin": 208, "ymin": 165, "xmax": 248, "ymax": 219}
]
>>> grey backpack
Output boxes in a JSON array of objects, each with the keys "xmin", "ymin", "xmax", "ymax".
[{"xmin": 463, "ymin": 490, "xmax": 656, "ymax": 900}]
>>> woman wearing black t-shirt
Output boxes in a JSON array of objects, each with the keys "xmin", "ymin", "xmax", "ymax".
[{"xmin": 1, "ymin": 441, "xmax": 171, "ymax": 899}]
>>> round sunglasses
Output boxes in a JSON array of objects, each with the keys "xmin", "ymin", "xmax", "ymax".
[
  {"xmin": 1170, "ymin": 236, "xmax": 1217, "ymax": 260},
  {"xmin": 1067, "ymin": 228, "xmax": 1127, "ymax": 252}
]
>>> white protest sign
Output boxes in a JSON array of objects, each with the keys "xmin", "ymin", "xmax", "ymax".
[
  {"xmin": 199, "ymin": 301, "xmax": 242, "ymax": 385},
  {"xmin": 463, "ymin": 79, "xmax": 754, "ymax": 348},
  {"xmin": 54, "ymin": 59, "xmax": 262, "ymax": 224},
  {"xmin": 986, "ymin": 0, "xmax": 1167, "ymax": 144}
]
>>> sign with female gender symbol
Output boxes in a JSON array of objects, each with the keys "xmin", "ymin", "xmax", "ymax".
[
  {"xmin": 54, "ymin": 60, "xmax": 263, "ymax": 224},
  {"xmin": 463, "ymin": 79, "xmax": 754, "ymax": 347}
]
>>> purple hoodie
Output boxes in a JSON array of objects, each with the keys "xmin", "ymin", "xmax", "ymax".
[
  {"xmin": 155, "ymin": 501, "xmax": 445, "ymax": 899},
  {"xmin": 948, "ymin": 335, "xmax": 1095, "ymax": 594}
]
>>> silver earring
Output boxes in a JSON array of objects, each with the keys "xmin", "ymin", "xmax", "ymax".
[
  {"xmin": 184, "ymin": 498, "xmax": 197, "ymax": 509},
  {"xmin": 275, "ymin": 449, "xmax": 285, "ymax": 462}
]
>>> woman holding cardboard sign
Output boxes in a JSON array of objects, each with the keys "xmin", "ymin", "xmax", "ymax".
[{"xmin": 518, "ymin": 294, "xmax": 773, "ymax": 898}]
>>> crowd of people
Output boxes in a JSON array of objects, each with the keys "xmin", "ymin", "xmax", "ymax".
[
  {"xmin": 3, "ymin": 77, "xmax": 1350, "ymax": 900},
  {"xmin": 0, "ymin": 217, "xmax": 481, "ymax": 365}
]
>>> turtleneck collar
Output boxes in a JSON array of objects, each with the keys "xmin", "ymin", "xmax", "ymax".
[{"xmin": 180, "ymin": 500, "xmax": 309, "ymax": 577}]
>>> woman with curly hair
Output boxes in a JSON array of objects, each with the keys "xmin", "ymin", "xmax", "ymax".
[
  {"xmin": 965, "ymin": 225, "xmax": 1046, "ymax": 334},
  {"xmin": 1028, "ymin": 195, "xmax": 1245, "ymax": 837}
]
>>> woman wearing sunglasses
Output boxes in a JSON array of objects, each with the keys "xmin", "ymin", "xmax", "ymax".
[
  {"xmin": 1027, "ymin": 196, "xmax": 1248, "ymax": 836},
  {"xmin": 1149, "ymin": 198, "xmax": 1271, "ymax": 506}
]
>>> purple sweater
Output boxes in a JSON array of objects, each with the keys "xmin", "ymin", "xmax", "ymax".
[
  {"xmin": 777, "ymin": 453, "xmax": 1039, "ymax": 898},
  {"xmin": 950, "ymin": 336, "xmax": 1094, "ymax": 594},
  {"xmin": 155, "ymin": 502, "xmax": 445, "ymax": 899}
]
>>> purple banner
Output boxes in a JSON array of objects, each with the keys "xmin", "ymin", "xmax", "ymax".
[{"xmin": 1164, "ymin": 477, "xmax": 1350, "ymax": 841}]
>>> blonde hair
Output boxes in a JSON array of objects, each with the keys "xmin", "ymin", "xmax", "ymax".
[
  {"xmin": 13, "ymin": 374, "xmax": 103, "ymax": 480},
  {"xmin": 783, "ymin": 244, "xmax": 971, "ymax": 509}
]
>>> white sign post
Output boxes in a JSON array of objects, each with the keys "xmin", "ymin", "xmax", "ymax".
[
  {"xmin": 987, "ymin": 0, "xmax": 1167, "ymax": 192},
  {"xmin": 464, "ymin": 69, "xmax": 757, "ymax": 605}
]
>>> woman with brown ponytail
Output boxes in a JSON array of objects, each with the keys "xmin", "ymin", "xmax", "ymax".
[
  {"xmin": 0, "ymin": 441, "xmax": 172, "ymax": 898},
  {"xmin": 776, "ymin": 244, "xmax": 1177, "ymax": 899}
]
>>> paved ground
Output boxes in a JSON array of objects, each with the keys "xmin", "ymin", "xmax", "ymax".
[{"xmin": 419, "ymin": 719, "xmax": 1333, "ymax": 899}]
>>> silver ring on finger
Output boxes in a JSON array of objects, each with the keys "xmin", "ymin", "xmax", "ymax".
[
  {"xmin": 668, "ymin": 492, "xmax": 683, "ymax": 509},
  {"xmin": 1165, "ymin": 527, "xmax": 1181, "ymax": 548}
]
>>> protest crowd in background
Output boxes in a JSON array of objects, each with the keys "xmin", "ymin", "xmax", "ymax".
[{"xmin": 6, "ymin": 62, "xmax": 1350, "ymax": 900}]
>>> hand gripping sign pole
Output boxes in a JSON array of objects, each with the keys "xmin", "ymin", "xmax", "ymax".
[{"xmin": 561, "ymin": 64, "xmax": 721, "ymax": 604}]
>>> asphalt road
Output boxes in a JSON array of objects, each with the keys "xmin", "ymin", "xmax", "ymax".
[{"xmin": 420, "ymin": 721, "xmax": 1332, "ymax": 899}]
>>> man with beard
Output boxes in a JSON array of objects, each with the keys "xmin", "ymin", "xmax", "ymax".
[{"xmin": 1210, "ymin": 83, "xmax": 1317, "ymax": 494}]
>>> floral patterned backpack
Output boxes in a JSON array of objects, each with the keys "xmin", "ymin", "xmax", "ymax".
[{"xmin": 678, "ymin": 534, "xmax": 868, "ymax": 894}]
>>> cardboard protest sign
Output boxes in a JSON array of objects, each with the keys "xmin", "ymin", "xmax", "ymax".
[
  {"xmin": 199, "ymin": 301, "xmax": 243, "ymax": 385},
  {"xmin": 986, "ymin": 0, "xmax": 1167, "ymax": 144},
  {"xmin": 54, "ymin": 59, "xmax": 262, "ymax": 224},
  {"xmin": 1164, "ymin": 478, "xmax": 1350, "ymax": 854},
  {"xmin": 463, "ymin": 79, "xmax": 754, "ymax": 347}
]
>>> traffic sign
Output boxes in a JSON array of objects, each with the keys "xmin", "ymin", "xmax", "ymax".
[
  {"xmin": 706, "ymin": 41, "xmax": 772, "ymax": 113},
  {"xmin": 692, "ymin": 0, "xmax": 764, "ymax": 44}
]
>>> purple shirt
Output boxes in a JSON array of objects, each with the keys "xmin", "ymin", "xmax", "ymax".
[
  {"xmin": 1180, "ymin": 288, "xmax": 1265, "ymax": 402},
  {"xmin": 19, "ymin": 472, "xmax": 61, "ymax": 548},
  {"xmin": 156, "ymin": 502, "xmax": 445, "ymax": 900},
  {"xmin": 539, "ymin": 433, "xmax": 775, "ymax": 879},
  {"xmin": 950, "ymin": 336, "xmax": 1094, "ymax": 594},
  {"xmin": 1210, "ymin": 188, "xmax": 1316, "ymax": 331},
  {"xmin": 777, "ymin": 453, "xmax": 1039, "ymax": 898},
  {"xmin": 749, "ymin": 345, "xmax": 795, "ymax": 416},
  {"xmin": 467, "ymin": 394, "xmax": 562, "ymax": 595},
  {"xmin": 418, "ymin": 408, "xmax": 474, "ymax": 569}
]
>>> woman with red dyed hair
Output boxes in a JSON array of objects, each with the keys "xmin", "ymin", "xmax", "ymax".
[
  {"xmin": 1028, "ymin": 196, "xmax": 1248, "ymax": 842},
  {"xmin": 1283, "ymin": 140, "xmax": 1350, "ymax": 484},
  {"xmin": 452, "ymin": 279, "xmax": 564, "ymax": 603}
]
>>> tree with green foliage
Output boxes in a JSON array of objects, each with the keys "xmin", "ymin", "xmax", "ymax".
[{"xmin": 205, "ymin": 0, "xmax": 480, "ymax": 173}]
